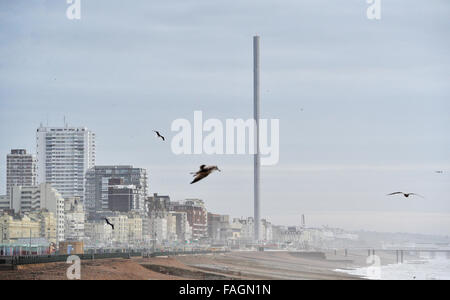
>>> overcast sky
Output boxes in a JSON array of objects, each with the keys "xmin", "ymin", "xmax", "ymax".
[{"xmin": 1, "ymin": 0, "xmax": 449, "ymax": 235}]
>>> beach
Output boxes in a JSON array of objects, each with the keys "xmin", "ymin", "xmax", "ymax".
[{"xmin": 0, "ymin": 250, "xmax": 414, "ymax": 280}]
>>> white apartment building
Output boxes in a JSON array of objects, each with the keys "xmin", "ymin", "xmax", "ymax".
[
  {"xmin": 10, "ymin": 183, "xmax": 65, "ymax": 242},
  {"xmin": 36, "ymin": 125, "xmax": 95, "ymax": 203}
]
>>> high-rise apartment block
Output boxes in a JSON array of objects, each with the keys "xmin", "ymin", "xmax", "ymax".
[
  {"xmin": 6, "ymin": 149, "xmax": 36, "ymax": 198},
  {"xmin": 36, "ymin": 125, "xmax": 96, "ymax": 203}
]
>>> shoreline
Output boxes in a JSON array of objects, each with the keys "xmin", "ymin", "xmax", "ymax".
[{"xmin": 0, "ymin": 250, "xmax": 420, "ymax": 280}]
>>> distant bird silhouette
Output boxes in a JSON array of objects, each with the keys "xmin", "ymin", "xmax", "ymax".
[
  {"xmin": 435, "ymin": 170, "xmax": 443, "ymax": 174},
  {"xmin": 190, "ymin": 165, "xmax": 221, "ymax": 184},
  {"xmin": 387, "ymin": 192, "xmax": 424, "ymax": 199},
  {"xmin": 104, "ymin": 218, "xmax": 114, "ymax": 230},
  {"xmin": 153, "ymin": 130, "xmax": 165, "ymax": 141}
]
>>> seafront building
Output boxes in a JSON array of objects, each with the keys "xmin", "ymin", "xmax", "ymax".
[
  {"xmin": 85, "ymin": 165, "xmax": 147, "ymax": 214},
  {"xmin": 86, "ymin": 211, "xmax": 143, "ymax": 246},
  {"xmin": 232, "ymin": 217, "xmax": 254, "ymax": 242},
  {"xmin": 208, "ymin": 213, "xmax": 231, "ymax": 242},
  {"xmin": 146, "ymin": 193, "xmax": 171, "ymax": 215},
  {"xmin": 171, "ymin": 199, "xmax": 208, "ymax": 240},
  {"xmin": 169, "ymin": 211, "xmax": 192, "ymax": 242},
  {"xmin": 85, "ymin": 211, "xmax": 143, "ymax": 247},
  {"xmin": 147, "ymin": 215, "xmax": 168, "ymax": 243},
  {"xmin": 126, "ymin": 211, "xmax": 143, "ymax": 245},
  {"xmin": 28, "ymin": 210, "xmax": 58, "ymax": 245},
  {"xmin": 0, "ymin": 214, "xmax": 40, "ymax": 244},
  {"xmin": 64, "ymin": 197, "xmax": 85, "ymax": 241},
  {"xmin": 10, "ymin": 183, "xmax": 65, "ymax": 242},
  {"xmin": 229, "ymin": 217, "xmax": 272, "ymax": 243},
  {"xmin": 145, "ymin": 193, "xmax": 171, "ymax": 241},
  {"xmin": 6, "ymin": 149, "xmax": 37, "ymax": 198},
  {"xmin": 36, "ymin": 125, "xmax": 96, "ymax": 203},
  {"xmin": 261, "ymin": 219, "xmax": 273, "ymax": 242},
  {"xmin": 166, "ymin": 213, "xmax": 177, "ymax": 242},
  {"xmin": 84, "ymin": 220, "xmax": 113, "ymax": 247}
]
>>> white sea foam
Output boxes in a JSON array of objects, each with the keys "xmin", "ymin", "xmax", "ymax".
[{"xmin": 336, "ymin": 255, "xmax": 450, "ymax": 280}]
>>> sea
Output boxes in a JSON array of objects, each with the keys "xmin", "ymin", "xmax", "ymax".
[{"xmin": 336, "ymin": 252, "xmax": 450, "ymax": 280}]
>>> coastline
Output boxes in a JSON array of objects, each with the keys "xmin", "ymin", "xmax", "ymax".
[{"xmin": 0, "ymin": 250, "xmax": 417, "ymax": 280}]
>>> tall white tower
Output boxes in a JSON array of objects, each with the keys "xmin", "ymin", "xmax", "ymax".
[
  {"xmin": 36, "ymin": 125, "xmax": 95, "ymax": 203},
  {"xmin": 253, "ymin": 35, "xmax": 261, "ymax": 242}
]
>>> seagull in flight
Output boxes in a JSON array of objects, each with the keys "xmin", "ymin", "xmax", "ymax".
[
  {"xmin": 153, "ymin": 130, "xmax": 165, "ymax": 141},
  {"xmin": 387, "ymin": 192, "xmax": 424, "ymax": 199},
  {"xmin": 190, "ymin": 165, "xmax": 221, "ymax": 184},
  {"xmin": 104, "ymin": 218, "xmax": 114, "ymax": 230}
]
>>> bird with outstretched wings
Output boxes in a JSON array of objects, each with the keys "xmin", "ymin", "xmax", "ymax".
[
  {"xmin": 190, "ymin": 165, "xmax": 221, "ymax": 184},
  {"xmin": 153, "ymin": 130, "xmax": 165, "ymax": 141},
  {"xmin": 387, "ymin": 192, "xmax": 424, "ymax": 198},
  {"xmin": 104, "ymin": 217, "xmax": 114, "ymax": 230}
]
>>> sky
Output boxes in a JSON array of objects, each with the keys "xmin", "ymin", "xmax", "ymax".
[{"xmin": 0, "ymin": 0, "xmax": 449, "ymax": 235}]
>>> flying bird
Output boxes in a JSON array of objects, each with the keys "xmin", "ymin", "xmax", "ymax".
[
  {"xmin": 190, "ymin": 165, "xmax": 221, "ymax": 184},
  {"xmin": 104, "ymin": 218, "xmax": 114, "ymax": 230},
  {"xmin": 435, "ymin": 170, "xmax": 443, "ymax": 174},
  {"xmin": 153, "ymin": 130, "xmax": 165, "ymax": 141},
  {"xmin": 387, "ymin": 192, "xmax": 424, "ymax": 199}
]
